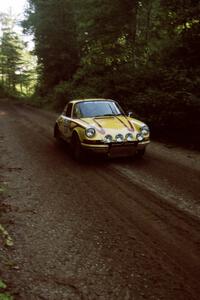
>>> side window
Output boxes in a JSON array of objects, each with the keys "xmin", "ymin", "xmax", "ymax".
[
  {"xmin": 62, "ymin": 104, "xmax": 67, "ymax": 115},
  {"xmin": 65, "ymin": 103, "xmax": 73, "ymax": 118},
  {"xmin": 73, "ymin": 104, "xmax": 81, "ymax": 119}
]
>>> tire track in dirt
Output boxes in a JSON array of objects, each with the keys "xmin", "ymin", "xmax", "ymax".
[{"xmin": 1, "ymin": 100, "xmax": 200, "ymax": 299}]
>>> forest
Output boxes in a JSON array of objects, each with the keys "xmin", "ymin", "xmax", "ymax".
[{"xmin": 0, "ymin": 0, "xmax": 200, "ymax": 147}]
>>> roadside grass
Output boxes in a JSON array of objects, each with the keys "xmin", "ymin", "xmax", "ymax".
[
  {"xmin": 0, "ymin": 184, "xmax": 14, "ymax": 300},
  {"xmin": 0, "ymin": 279, "xmax": 13, "ymax": 300},
  {"xmin": 0, "ymin": 186, "xmax": 5, "ymax": 194},
  {"xmin": 0, "ymin": 224, "xmax": 13, "ymax": 248}
]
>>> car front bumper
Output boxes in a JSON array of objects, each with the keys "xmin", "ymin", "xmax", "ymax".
[{"xmin": 81, "ymin": 140, "xmax": 150, "ymax": 157}]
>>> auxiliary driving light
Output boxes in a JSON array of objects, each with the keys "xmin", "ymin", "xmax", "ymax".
[
  {"xmin": 104, "ymin": 135, "xmax": 113, "ymax": 143},
  {"xmin": 115, "ymin": 134, "xmax": 124, "ymax": 143},
  {"xmin": 125, "ymin": 133, "xmax": 134, "ymax": 142},
  {"xmin": 136, "ymin": 133, "xmax": 144, "ymax": 142}
]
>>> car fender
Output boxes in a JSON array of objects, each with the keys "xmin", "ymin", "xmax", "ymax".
[{"xmin": 71, "ymin": 126, "xmax": 85, "ymax": 142}]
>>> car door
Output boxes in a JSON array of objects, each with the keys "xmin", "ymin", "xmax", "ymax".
[{"xmin": 61, "ymin": 103, "xmax": 73, "ymax": 141}]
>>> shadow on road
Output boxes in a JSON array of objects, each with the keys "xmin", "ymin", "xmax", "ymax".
[{"xmin": 53, "ymin": 138, "xmax": 150, "ymax": 168}]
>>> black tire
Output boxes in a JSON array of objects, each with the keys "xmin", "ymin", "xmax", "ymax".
[
  {"xmin": 71, "ymin": 133, "xmax": 83, "ymax": 161},
  {"xmin": 54, "ymin": 124, "xmax": 60, "ymax": 138},
  {"xmin": 54, "ymin": 124, "xmax": 63, "ymax": 145}
]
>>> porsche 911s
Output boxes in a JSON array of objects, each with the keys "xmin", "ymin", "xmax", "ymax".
[{"xmin": 54, "ymin": 99, "xmax": 150, "ymax": 160}]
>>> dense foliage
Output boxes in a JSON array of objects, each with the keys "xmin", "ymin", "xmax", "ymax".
[
  {"xmin": 22, "ymin": 0, "xmax": 79, "ymax": 93},
  {"xmin": 0, "ymin": 12, "xmax": 37, "ymax": 97},
  {"xmin": 10, "ymin": 1, "xmax": 200, "ymax": 145}
]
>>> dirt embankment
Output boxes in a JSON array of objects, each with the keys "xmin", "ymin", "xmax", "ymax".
[{"xmin": 0, "ymin": 100, "xmax": 200, "ymax": 300}]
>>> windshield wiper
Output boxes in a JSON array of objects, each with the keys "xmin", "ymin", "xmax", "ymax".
[
  {"xmin": 93, "ymin": 114, "xmax": 114, "ymax": 117},
  {"xmin": 101, "ymin": 114, "xmax": 115, "ymax": 116},
  {"xmin": 104, "ymin": 113, "xmax": 123, "ymax": 116}
]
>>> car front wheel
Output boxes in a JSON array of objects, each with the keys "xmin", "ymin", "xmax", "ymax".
[
  {"xmin": 71, "ymin": 133, "xmax": 83, "ymax": 161},
  {"xmin": 54, "ymin": 124, "xmax": 61, "ymax": 141}
]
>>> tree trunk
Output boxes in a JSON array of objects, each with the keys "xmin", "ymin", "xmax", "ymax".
[{"xmin": 145, "ymin": 0, "xmax": 152, "ymax": 44}]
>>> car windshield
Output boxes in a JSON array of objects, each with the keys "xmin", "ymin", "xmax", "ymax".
[{"xmin": 74, "ymin": 101, "xmax": 124, "ymax": 118}]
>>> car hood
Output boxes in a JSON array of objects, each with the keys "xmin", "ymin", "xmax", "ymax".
[{"xmin": 82, "ymin": 115, "xmax": 135, "ymax": 135}]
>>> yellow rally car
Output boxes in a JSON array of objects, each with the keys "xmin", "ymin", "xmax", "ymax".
[{"xmin": 54, "ymin": 99, "xmax": 150, "ymax": 160}]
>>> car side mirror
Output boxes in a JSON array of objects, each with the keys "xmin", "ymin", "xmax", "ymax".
[{"xmin": 128, "ymin": 111, "xmax": 133, "ymax": 117}]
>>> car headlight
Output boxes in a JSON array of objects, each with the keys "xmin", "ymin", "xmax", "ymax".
[
  {"xmin": 115, "ymin": 134, "xmax": 124, "ymax": 143},
  {"xmin": 136, "ymin": 133, "xmax": 144, "ymax": 142},
  {"xmin": 104, "ymin": 135, "xmax": 113, "ymax": 143},
  {"xmin": 85, "ymin": 127, "xmax": 96, "ymax": 138},
  {"xmin": 125, "ymin": 133, "xmax": 134, "ymax": 142},
  {"xmin": 141, "ymin": 125, "xmax": 150, "ymax": 136}
]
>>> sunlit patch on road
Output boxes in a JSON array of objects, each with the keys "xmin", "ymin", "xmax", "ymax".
[{"xmin": 0, "ymin": 111, "xmax": 7, "ymax": 117}]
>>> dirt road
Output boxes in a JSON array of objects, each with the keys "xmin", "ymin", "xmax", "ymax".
[{"xmin": 0, "ymin": 100, "xmax": 200, "ymax": 300}]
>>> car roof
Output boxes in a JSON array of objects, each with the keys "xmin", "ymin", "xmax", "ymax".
[{"xmin": 70, "ymin": 98, "xmax": 115, "ymax": 104}]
